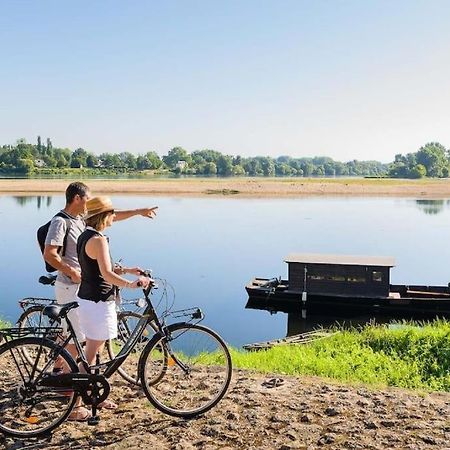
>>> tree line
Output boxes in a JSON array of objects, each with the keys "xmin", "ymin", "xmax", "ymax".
[{"xmin": 1, "ymin": 137, "xmax": 448, "ymax": 178}]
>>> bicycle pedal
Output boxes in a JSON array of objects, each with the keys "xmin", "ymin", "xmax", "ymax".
[{"xmin": 87, "ymin": 415, "xmax": 100, "ymax": 426}]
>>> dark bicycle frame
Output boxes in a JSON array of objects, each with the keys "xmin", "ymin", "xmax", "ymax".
[{"xmin": 6, "ymin": 277, "xmax": 203, "ymax": 384}]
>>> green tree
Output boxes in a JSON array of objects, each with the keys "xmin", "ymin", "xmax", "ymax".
[
  {"xmin": 71, "ymin": 148, "xmax": 88, "ymax": 168},
  {"xmin": 46, "ymin": 138, "xmax": 52, "ymax": 154},
  {"xmin": 300, "ymin": 161, "xmax": 314, "ymax": 177},
  {"xmin": 416, "ymin": 142, "xmax": 448, "ymax": 177},
  {"xmin": 99, "ymin": 152, "xmax": 121, "ymax": 168},
  {"xmin": 17, "ymin": 158, "xmax": 34, "ymax": 173},
  {"xmin": 275, "ymin": 162, "xmax": 293, "ymax": 176},
  {"xmin": 216, "ymin": 155, "xmax": 233, "ymax": 176},
  {"xmin": 409, "ymin": 164, "xmax": 427, "ymax": 178},
  {"xmin": 118, "ymin": 152, "xmax": 137, "ymax": 169},
  {"xmin": 86, "ymin": 154, "xmax": 99, "ymax": 168},
  {"xmin": 162, "ymin": 147, "xmax": 191, "ymax": 169},
  {"xmin": 37, "ymin": 136, "xmax": 42, "ymax": 154},
  {"xmin": 232, "ymin": 164, "xmax": 245, "ymax": 175},
  {"xmin": 204, "ymin": 162, "xmax": 217, "ymax": 175},
  {"xmin": 259, "ymin": 157, "xmax": 275, "ymax": 176},
  {"xmin": 145, "ymin": 151, "xmax": 162, "ymax": 169},
  {"xmin": 243, "ymin": 158, "xmax": 263, "ymax": 176},
  {"xmin": 136, "ymin": 155, "xmax": 150, "ymax": 170}
]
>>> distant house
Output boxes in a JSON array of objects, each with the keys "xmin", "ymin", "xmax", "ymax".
[
  {"xmin": 35, "ymin": 159, "xmax": 46, "ymax": 168},
  {"xmin": 176, "ymin": 160, "xmax": 187, "ymax": 171}
]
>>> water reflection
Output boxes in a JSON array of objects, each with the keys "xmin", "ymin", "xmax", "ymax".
[
  {"xmin": 415, "ymin": 199, "xmax": 450, "ymax": 215},
  {"xmin": 13, "ymin": 196, "xmax": 53, "ymax": 209},
  {"xmin": 10, "ymin": 195, "xmax": 450, "ymax": 217}
]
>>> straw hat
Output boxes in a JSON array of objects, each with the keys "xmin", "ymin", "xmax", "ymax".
[{"xmin": 85, "ymin": 196, "xmax": 114, "ymax": 219}]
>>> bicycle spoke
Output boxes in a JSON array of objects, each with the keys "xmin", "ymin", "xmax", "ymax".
[
  {"xmin": 0, "ymin": 338, "xmax": 78, "ymax": 438},
  {"xmin": 107, "ymin": 311, "xmax": 158, "ymax": 386},
  {"xmin": 140, "ymin": 324, "xmax": 231, "ymax": 417}
]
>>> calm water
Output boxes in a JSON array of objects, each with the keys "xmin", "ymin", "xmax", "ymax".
[{"xmin": 1, "ymin": 195, "xmax": 450, "ymax": 348}]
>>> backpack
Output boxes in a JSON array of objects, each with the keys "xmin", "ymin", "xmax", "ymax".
[{"xmin": 37, "ymin": 211, "xmax": 72, "ymax": 273}]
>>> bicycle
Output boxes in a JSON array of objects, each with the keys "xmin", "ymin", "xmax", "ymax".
[
  {"xmin": 0, "ymin": 270, "xmax": 232, "ymax": 438},
  {"xmin": 17, "ymin": 274, "xmax": 156, "ymax": 386}
]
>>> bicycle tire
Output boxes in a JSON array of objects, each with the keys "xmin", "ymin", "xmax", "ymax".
[
  {"xmin": 107, "ymin": 311, "xmax": 163, "ymax": 386},
  {"xmin": 17, "ymin": 305, "xmax": 53, "ymax": 330},
  {"xmin": 0, "ymin": 337, "xmax": 78, "ymax": 438},
  {"xmin": 139, "ymin": 323, "xmax": 232, "ymax": 418}
]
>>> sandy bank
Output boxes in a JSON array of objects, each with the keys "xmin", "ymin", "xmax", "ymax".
[
  {"xmin": 2, "ymin": 370, "xmax": 448, "ymax": 449},
  {"xmin": 2, "ymin": 178, "xmax": 450, "ymax": 198}
]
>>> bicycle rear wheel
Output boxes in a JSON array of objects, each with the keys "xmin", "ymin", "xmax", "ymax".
[
  {"xmin": 17, "ymin": 306, "xmax": 54, "ymax": 329},
  {"xmin": 16, "ymin": 306, "xmax": 60, "ymax": 368},
  {"xmin": 139, "ymin": 323, "xmax": 232, "ymax": 418},
  {"xmin": 0, "ymin": 337, "xmax": 78, "ymax": 438}
]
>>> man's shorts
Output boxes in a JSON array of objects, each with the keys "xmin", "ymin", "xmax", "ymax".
[{"xmin": 55, "ymin": 280, "xmax": 86, "ymax": 343}]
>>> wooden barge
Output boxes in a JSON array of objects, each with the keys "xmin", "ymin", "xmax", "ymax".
[{"xmin": 246, "ymin": 253, "xmax": 450, "ymax": 319}]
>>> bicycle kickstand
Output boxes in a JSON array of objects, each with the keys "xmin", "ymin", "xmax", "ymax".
[{"xmin": 88, "ymin": 352, "xmax": 101, "ymax": 426}]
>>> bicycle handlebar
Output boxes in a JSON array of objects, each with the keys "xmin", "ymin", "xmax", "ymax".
[{"xmin": 136, "ymin": 269, "xmax": 154, "ymax": 293}]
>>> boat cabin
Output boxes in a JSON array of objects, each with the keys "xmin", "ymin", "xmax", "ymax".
[{"xmin": 286, "ymin": 253, "xmax": 395, "ymax": 298}]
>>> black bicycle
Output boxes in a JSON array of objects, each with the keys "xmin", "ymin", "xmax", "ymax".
[
  {"xmin": 0, "ymin": 271, "xmax": 232, "ymax": 438},
  {"xmin": 17, "ymin": 274, "xmax": 157, "ymax": 386}
]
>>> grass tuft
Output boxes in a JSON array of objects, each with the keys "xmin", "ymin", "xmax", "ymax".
[{"xmin": 230, "ymin": 319, "xmax": 450, "ymax": 391}]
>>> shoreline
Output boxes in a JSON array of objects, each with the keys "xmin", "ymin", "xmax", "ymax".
[{"xmin": 2, "ymin": 178, "xmax": 450, "ymax": 198}]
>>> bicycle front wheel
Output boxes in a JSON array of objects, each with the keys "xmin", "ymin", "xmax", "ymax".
[
  {"xmin": 107, "ymin": 311, "xmax": 160, "ymax": 386},
  {"xmin": 139, "ymin": 323, "xmax": 232, "ymax": 418},
  {"xmin": 0, "ymin": 337, "xmax": 78, "ymax": 438}
]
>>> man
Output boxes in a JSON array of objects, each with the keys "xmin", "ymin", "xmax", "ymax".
[{"xmin": 43, "ymin": 181, "xmax": 157, "ymax": 419}]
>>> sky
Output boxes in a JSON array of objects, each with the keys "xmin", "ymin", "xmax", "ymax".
[{"xmin": 1, "ymin": 1, "xmax": 450, "ymax": 163}]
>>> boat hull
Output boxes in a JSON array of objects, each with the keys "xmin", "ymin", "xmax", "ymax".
[{"xmin": 246, "ymin": 278, "xmax": 450, "ymax": 317}]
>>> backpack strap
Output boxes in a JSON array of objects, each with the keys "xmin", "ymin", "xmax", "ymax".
[{"xmin": 54, "ymin": 211, "xmax": 72, "ymax": 257}]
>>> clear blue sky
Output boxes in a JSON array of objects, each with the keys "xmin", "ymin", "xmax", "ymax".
[{"xmin": 1, "ymin": 0, "xmax": 450, "ymax": 163}]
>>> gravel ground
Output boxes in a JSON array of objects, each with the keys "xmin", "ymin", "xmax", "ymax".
[{"xmin": 1, "ymin": 370, "xmax": 450, "ymax": 450}]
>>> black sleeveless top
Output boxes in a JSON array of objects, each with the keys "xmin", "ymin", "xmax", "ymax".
[{"xmin": 77, "ymin": 228, "xmax": 116, "ymax": 303}]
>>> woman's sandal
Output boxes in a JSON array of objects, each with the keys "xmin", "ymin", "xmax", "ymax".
[
  {"xmin": 68, "ymin": 406, "xmax": 91, "ymax": 422},
  {"xmin": 98, "ymin": 399, "xmax": 118, "ymax": 410}
]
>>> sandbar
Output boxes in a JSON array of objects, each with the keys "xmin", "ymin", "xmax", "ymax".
[{"xmin": 1, "ymin": 177, "xmax": 450, "ymax": 197}]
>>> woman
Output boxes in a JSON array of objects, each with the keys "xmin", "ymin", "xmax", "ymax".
[{"xmin": 76, "ymin": 196, "xmax": 150, "ymax": 410}]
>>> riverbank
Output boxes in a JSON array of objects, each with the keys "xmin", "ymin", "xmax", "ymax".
[
  {"xmin": 2, "ymin": 370, "xmax": 449, "ymax": 449},
  {"xmin": 2, "ymin": 178, "xmax": 450, "ymax": 197}
]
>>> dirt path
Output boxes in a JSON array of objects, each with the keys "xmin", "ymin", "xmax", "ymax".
[{"xmin": 2, "ymin": 370, "xmax": 449, "ymax": 450}]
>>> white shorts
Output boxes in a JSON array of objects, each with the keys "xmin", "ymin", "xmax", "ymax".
[
  {"xmin": 77, "ymin": 297, "xmax": 118, "ymax": 341},
  {"xmin": 55, "ymin": 280, "xmax": 85, "ymax": 343}
]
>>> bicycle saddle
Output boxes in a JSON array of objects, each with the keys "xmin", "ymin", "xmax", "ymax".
[
  {"xmin": 43, "ymin": 302, "xmax": 79, "ymax": 320},
  {"xmin": 39, "ymin": 274, "xmax": 57, "ymax": 285}
]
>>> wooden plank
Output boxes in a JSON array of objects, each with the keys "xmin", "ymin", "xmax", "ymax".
[
  {"xmin": 243, "ymin": 330, "xmax": 337, "ymax": 351},
  {"xmin": 406, "ymin": 290, "xmax": 450, "ymax": 297}
]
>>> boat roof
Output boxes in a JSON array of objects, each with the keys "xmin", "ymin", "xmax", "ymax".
[{"xmin": 284, "ymin": 253, "xmax": 395, "ymax": 267}]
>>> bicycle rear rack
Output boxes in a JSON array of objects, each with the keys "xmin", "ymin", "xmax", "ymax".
[
  {"xmin": 167, "ymin": 307, "xmax": 204, "ymax": 322},
  {"xmin": 18, "ymin": 297, "xmax": 56, "ymax": 309},
  {"xmin": 0, "ymin": 326, "xmax": 63, "ymax": 342}
]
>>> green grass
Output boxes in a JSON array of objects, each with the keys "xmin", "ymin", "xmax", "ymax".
[
  {"xmin": 0, "ymin": 319, "xmax": 11, "ymax": 328},
  {"xmin": 230, "ymin": 320, "xmax": 450, "ymax": 392}
]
